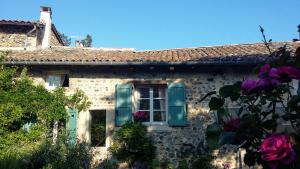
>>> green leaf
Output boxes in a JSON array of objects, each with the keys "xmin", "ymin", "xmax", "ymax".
[
  {"xmin": 199, "ymin": 91, "xmax": 216, "ymax": 103},
  {"xmin": 219, "ymin": 82, "xmax": 241, "ymax": 101},
  {"xmin": 217, "ymin": 108, "xmax": 227, "ymax": 123},
  {"xmin": 206, "ymin": 123, "xmax": 222, "ymax": 135},
  {"xmin": 206, "ymin": 123, "xmax": 222, "ymax": 150},
  {"xmin": 219, "ymin": 85, "xmax": 233, "ymax": 98},
  {"xmin": 209, "ymin": 97, "xmax": 224, "ymax": 110}
]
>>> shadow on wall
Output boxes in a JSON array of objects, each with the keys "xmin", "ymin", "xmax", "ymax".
[{"xmin": 92, "ymin": 91, "xmax": 218, "ymax": 169}]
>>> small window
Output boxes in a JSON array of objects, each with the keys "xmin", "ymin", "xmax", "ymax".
[
  {"xmin": 134, "ymin": 85, "xmax": 167, "ymax": 124},
  {"xmin": 90, "ymin": 110, "xmax": 106, "ymax": 147},
  {"xmin": 46, "ymin": 74, "xmax": 69, "ymax": 90}
]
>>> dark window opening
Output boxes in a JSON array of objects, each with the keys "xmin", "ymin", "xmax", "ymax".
[
  {"xmin": 90, "ymin": 110, "xmax": 106, "ymax": 147},
  {"xmin": 62, "ymin": 74, "xmax": 69, "ymax": 87}
]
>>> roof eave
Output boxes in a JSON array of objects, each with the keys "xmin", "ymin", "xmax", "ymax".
[{"xmin": 3, "ymin": 60, "xmax": 261, "ymax": 66}]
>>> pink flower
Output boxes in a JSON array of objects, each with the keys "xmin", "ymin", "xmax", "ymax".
[
  {"xmin": 241, "ymin": 78, "xmax": 279, "ymax": 95},
  {"xmin": 258, "ymin": 64, "xmax": 271, "ymax": 78},
  {"xmin": 222, "ymin": 162, "xmax": 231, "ymax": 169},
  {"xmin": 260, "ymin": 134, "xmax": 296, "ymax": 169},
  {"xmin": 223, "ymin": 117, "xmax": 240, "ymax": 132},
  {"xmin": 269, "ymin": 66, "xmax": 300, "ymax": 83},
  {"xmin": 133, "ymin": 111, "xmax": 149, "ymax": 122},
  {"xmin": 241, "ymin": 79, "xmax": 257, "ymax": 95},
  {"xmin": 256, "ymin": 78, "xmax": 279, "ymax": 91}
]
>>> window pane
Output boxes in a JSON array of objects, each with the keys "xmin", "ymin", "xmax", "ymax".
[
  {"xmin": 47, "ymin": 75, "xmax": 61, "ymax": 87},
  {"xmin": 154, "ymin": 111, "xmax": 166, "ymax": 122},
  {"xmin": 138, "ymin": 99, "xmax": 150, "ymax": 110},
  {"xmin": 153, "ymin": 99, "xmax": 166, "ymax": 110},
  {"xmin": 90, "ymin": 110, "xmax": 106, "ymax": 147},
  {"xmin": 153, "ymin": 87, "xmax": 165, "ymax": 98},
  {"xmin": 137, "ymin": 88, "xmax": 150, "ymax": 98}
]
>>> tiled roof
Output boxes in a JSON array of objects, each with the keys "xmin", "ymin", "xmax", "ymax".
[
  {"xmin": 4, "ymin": 42, "xmax": 300, "ymax": 66},
  {"xmin": 0, "ymin": 19, "xmax": 65, "ymax": 46}
]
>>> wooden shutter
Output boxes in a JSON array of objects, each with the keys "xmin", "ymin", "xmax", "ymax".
[
  {"xmin": 115, "ymin": 84, "xmax": 132, "ymax": 126},
  {"xmin": 66, "ymin": 108, "xmax": 78, "ymax": 145},
  {"xmin": 168, "ymin": 82, "xmax": 188, "ymax": 126}
]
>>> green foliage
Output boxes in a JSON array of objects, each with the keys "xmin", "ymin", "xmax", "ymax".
[
  {"xmin": 59, "ymin": 33, "xmax": 72, "ymax": 46},
  {"xmin": 81, "ymin": 34, "xmax": 92, "ymax": 47},
  {"xmin": 109, "ymin": 122, "xmax": 155, "ymax": 166},
  {"xmin": 202, "ymin": 28, "xmax": 300, "ymax": 168},
  {"xmin": 65, "ymin": 88, "xmax": 91, "ymax": 113},
  {"xmin": 0, "ymin": 51, "xmax": 92, "ymax": 168},
  {"xmin": 149, "ymin": 159, "xmax": 175, "ymax": 169},
  {"xmin": 97, "ymin": 159, "xmax": 118, "ymax": 169},
  {"xmin": 0, "ymin": 135, "xmax": 92, "ymax": 169}
]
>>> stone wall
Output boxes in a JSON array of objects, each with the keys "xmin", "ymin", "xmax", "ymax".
[
  {"xmin": 29, "ymin": 69, "xmax": 249, "ymax": 168},
  {"xmin": 0, "ymin": 25, "xmax": 63, "ymax": 48},
  {"xmin": 50, "ymin": 31, "xmax": 63, "ymax": 46},
  {"xmin": 0, "ymin": 25, "xmax": 37, "ymax": 48}
]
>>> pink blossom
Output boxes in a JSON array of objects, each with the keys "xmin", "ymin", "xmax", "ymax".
[
  {"xmin": 269, "ymin": 66, "xmax": 300, "ymax": 82},
  {"xmin": 241, "ymin": 79, "xmax": 257, "ymax": 95},
  {"xmin": 260, "ymin": 134, "xmax": 296, "ymax": 169},
  {"xmin": 258, "ymin": 64, "xmax": 271, "ymax": 78},
  {"xmin": 133, "ymin": 111, "xmax": 149, "ymax": 122}
]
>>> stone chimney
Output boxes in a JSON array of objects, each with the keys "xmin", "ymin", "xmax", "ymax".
[{"xmin": 40, "ymin": 6, "xmax": 52, "ymax": 49}]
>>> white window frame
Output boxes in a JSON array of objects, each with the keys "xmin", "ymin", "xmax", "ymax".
[
  {"xmin": 45, "ymin": 71, "xmax": 69, "ymax": 90},
  {"xmin": 133, "ymin": 85, "xmax": 168, "ymax": 125},
  {"xmin": 45, "ymin": 74, "xmax": 62, "ymax": 90}
]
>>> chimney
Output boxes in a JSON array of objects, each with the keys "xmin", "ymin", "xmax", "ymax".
[
  {"xmin": 40, "ymin": 6, "xmax": 52, "ymax": 49},
  {"xmin": 75, "ymin": 40, "xmax": 83, "ymax": 47},
  {"xmin": 298, "ymin": 24, "xmax": 300, "ymax": 40}
]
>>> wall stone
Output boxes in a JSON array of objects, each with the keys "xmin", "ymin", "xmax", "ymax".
[
  {"xmin": 0, "ymin": 24, "xmax": 63, "ymax": 48},
  {"xmin": 50, "ymin": 31, "xmax": 63, "ymax": 46},
  {"xmin": 0, "ymin": 25, "xmax": 36, "ymax": 48},
  {"xmin": 29, "ymin": 69, "xmax": 250, "ymax": 168}
]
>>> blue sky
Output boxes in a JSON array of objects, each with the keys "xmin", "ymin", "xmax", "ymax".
[{"xmin": 1, "ymin": 0, "xmax": 299, "ymax": 50}]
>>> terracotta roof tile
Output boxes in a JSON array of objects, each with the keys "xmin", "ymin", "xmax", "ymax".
[{"xmin": 3, "ymin": 42, "xmax": 300, "ymax": 65}]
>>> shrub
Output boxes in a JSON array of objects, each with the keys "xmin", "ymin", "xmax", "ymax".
[{"xmin": 109, "ymin": 122, "xmax": 155, "ymax": 167}]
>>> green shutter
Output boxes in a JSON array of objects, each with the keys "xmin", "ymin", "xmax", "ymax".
[
  {"xmin": 67, "ymin": 108, "xmax": 78, "ymax": 146},
  {"xmin": 115, "ymin": 84, "xmax": 132, "ymax": 126},
  {"xmin": 168, "ymin": 82, "xmax": 188, "ymax": 126},
  {"xmin": 22, "ymin": 118, "xmax": 36, "ymax": 132}
]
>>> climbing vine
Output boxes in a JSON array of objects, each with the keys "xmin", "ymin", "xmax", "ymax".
[{"xmin": 0, "ymin": 51, "xmax": 91, "ymax": 166}]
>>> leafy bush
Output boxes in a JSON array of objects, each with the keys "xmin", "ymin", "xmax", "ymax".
[
  {"xmin": 109, "ymin": 122, "xmax": 155, "ymax": 167},
  {"xmin": 204, "ymin": 28, "xmax": 300, "ymax": 169},
  {"xmin": 0, "ymin": 52, "xmax": 92, "ymax": 169},
  {"xmin": 0, "ymin": 135, "xmax": 92, "ymax": 169}
]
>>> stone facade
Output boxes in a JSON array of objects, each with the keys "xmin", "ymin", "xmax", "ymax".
[
  {"xmin": 50, "ymin": 31, "xmax": 63, "ymax": 46},
  {"xmin": 0, "ymin": 24, "xmax": 63, "ymax": 48},
  {"xmin": 29, "ymin": 67, "xmax": 249, "ymax": 168},
  {"xmin": 0, "ymin": 25, "xmax": 36, "ymax": 48}
]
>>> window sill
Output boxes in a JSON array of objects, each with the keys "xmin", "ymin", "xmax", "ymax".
[{"xmin": 146, "ymin": 124, "xmax": 173, "ymax": 131}]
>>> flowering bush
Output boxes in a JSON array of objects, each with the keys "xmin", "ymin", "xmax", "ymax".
[
  {"xmin": 260, "ymin": 134, "xmax": 296, "ymax": 169},
  {"xmin": 133, "ymin": 111, "xmax": 149, "ymax": 122},
  {"xmin": 204, "ymin": 28, "xmax": 300, "ymax": 169}
]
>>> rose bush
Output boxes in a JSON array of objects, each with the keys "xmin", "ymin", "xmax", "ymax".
[
  {"xmin": 260, "ymin": 134, "xmax": 296, "ymax": 169},
  {"xmin": 204, "ymin": 28, "xmax": 300, "ymax": 169},
  {"xmin": 133, "ymin": 111, "xmax": 149, "ymax": 122}
]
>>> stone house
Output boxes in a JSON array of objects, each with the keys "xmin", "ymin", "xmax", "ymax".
[
  {"xmin": 0, "ymin": 7, "xmax": 64, "ymax": 49},
  {"xmin": 1, "ymin": 6, "xmax": 300, "ymax": 168}
]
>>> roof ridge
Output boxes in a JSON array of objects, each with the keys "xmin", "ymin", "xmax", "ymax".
[{"xmin": 137, "ymin": 41, "xmax": 296, "ymax": 52}]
